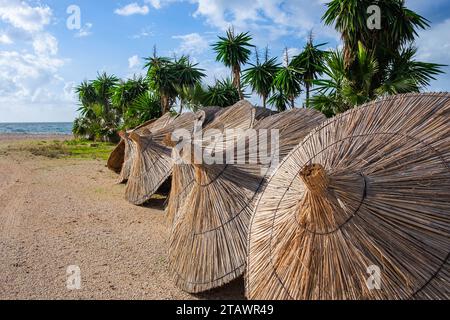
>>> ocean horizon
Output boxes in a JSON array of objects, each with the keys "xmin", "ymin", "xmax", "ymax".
[{"xmin": 0, "ymin": 122, "xmax": 73, "ymax": 135}]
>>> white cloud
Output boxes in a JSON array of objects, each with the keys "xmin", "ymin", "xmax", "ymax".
[
  {"xmin": 128, "ymin": 55, "xmax": 140, "ymax": 69},
  {"xmin": 416, "ymin": 19, "xmax": 450, "ymax": 64},
  {"xmin": 415, "ymin": 18, "xmax": 450, "ymax": 91},
  {"xmin": 0, "ymin": 33, "xmax": 12, "ymax": 44},
  {"xmin": 75, "ymin": 23, "xmax": 93, "ymax": 38},
  {"xmin": 145, "ymin": 0, "xmax": 162, "ymax": 9},
  {"xmin": 0, "ymin": 1, "xmax": 75, "ymax": 122},
  {"xmin": 0, "ymin": 50, "xmax": 65, "ymax": 100},
  {"xmin": 32, "ymin": 33, "xmax": 58, "ymax": 56},
  {"xmin": 172, "ymin": 33, "xmax": 209, "ymax": 55},
  {"xmin": 114, "ymin": 3, "xmax": 150, "ymax": 16},
  {"xmin": 0, "ymin": 0, "xmax": 52, "ymax": 32},
  {"xmin": 147, "ymin": 0, "xmax": 337, "ymax": 46}
]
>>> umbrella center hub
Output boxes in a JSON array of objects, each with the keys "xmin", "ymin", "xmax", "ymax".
[
  {"xmin": 299, "ymin": 163, "xmax": 329, "ymax": 193},
  {"xmin": 298, "ymin": 164, "xmax": 367, "ymax": 234}
]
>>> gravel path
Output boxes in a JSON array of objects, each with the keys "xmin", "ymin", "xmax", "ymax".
[{"xmin": 0, "ymin": 136, "xmax": 244, "ymax": 300}]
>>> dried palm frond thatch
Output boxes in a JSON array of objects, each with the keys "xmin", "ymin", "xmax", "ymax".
[
  {"xmin": 166, "ymin": 101, "xmax": 270, "ymax": 225},
  {"xmin": 246, "ymin": 93, "xmax": 450, "ymax": 300},
  {"xmin": 112, "ymin": 114, "xmax": 175, "ymax": 183},
  {"xmin": 125, "ymin": 107, "xmax": 222, "ymax": 205},
  {"xmin": 168, "ymin": 105, "xmax": 325, "ymax": 293},
  {"xmin": 107, "ymin": 137, "xmax": 126, "ymax": 174}
]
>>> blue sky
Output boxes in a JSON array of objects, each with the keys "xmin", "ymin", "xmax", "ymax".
[{"xmin": 0, "ymin": 0, "xmax": 449, "ymax": 122}]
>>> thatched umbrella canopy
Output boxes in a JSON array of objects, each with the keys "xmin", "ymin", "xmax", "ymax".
[
  {"xmin": 246, "ymin": 93, "xmax": 450, "ymax": 300},
  {"xmin": 166, "ymin": 101, "xmax": 272, "ymax": 225},
  {"xmin": 107, "ymin": 137, "xmax": 126, "ymax": 174},
  {"xmin": 107, "ymin": 113, "xmax": 174, "ymax": 177},
  {"xmin": 107, "ymin": 113, "xmax": 173, "ymax": 173},
  {"xmin": 168, "ymin": 105, "xmax": 325, "ymax": 293},
  {"xmin": 125, "ymin": 107, "xmax": 221, "ymax": 205}
]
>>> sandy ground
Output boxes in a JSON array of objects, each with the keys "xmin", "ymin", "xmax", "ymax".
[{"xmin": 0, "ymin": 135, "xmax": 244, "ymax": 300}]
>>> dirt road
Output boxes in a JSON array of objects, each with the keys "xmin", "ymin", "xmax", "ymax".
[{"xmin": 0, "ymin": 136, "xmax": 244, "ymax": 300}]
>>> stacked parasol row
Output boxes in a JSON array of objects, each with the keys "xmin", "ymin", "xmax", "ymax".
[{"xmin": 107, "ymin": 94, "xmax": 450, "ymax": 299}]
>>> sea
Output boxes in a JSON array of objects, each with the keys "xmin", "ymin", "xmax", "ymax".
[{"xmin": 0, "ymin": 122, "xmax": 73, "ymax": 135}]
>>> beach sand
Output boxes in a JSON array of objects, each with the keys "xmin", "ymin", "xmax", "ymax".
[{"xmin": 0, "ymin": 134, "xmax": 244, "ymax": 300}]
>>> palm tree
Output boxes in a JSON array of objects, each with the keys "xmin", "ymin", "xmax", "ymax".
[
  {"xmin": 124, "ymin": 91, "xmax": 161, "ymax": 129},
  {"xmin": 212, "ymin": 28, "xmax": 254, "ymax": 100},
  {"xmin": 243, "ymin": 48, "xmax": 281, "ymax": 108},
  {"xmin": 73, "ymin": 73, "xmax": 119, "ymax": 141},
  {"xmin": 173, "ymin": 56, "xmax": 206, "ymax": 113},
  {"xmin": 322, "ymin": 0, "xmax": 443, "ymax": 92},
  {"xmin": 310, "ymin": 41, "xmax": 442, "ymax": 117},
  {"xmin": 145, "ymin": 54, "xmax": 177, "ymax": 114},
  {"xmin": 112, "ymin": 75, "xmax": 148, "ymax": 115},
  {"xmin": 268, "ymin": 89, "xmax": 290, "ymax": 112},
  {"xmin": 273, "ymin": 49, "xmax": 303, "ymax": 108},
  {"xmin": 91, "ymin": 72, "xmax": 119, "ymax": 117},
  {"xmin": 291, "ymin": 33, "xmax": 328, "ymax": 107},
  {"xmin": 75, "ymin": 80, "xmax": 96, "ymax": 110},
  {"xmin": 145, "ymin": 53, "xmax": 205, "ymax": 114},
  {"xmin": 202, "ymin": 78, "xmax": 241, "ymax": 108},
  {"xmin": 176, "ymin": 83, "xmax": 206, "ymax": 113}
]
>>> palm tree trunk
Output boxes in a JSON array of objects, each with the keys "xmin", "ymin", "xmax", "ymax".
[
  {"xmin": 161, "ymin": 95, "xmax": 170, "ymax": 114},
  {"xmin": 290, "ymin": 96, "xmax": 295, "ymax": 109},
  {"xmin": 262, "ymin": 94, "xmax": 267, "ymax": 109},
  {"xmin": 232, "ymin": 65, "xmax": 243, "ymax": 100},
  {"xmin": 305, "ymin": 82, "xmax": 310, "ymax": 108}
]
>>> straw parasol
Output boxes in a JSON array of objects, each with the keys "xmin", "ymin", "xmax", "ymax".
[
  {"xmin": 166, "ymin": 101, "xmax": 272, "ymax": 225},
  {"xmin": 107, "ymin": 137, "xmax": 126, "ymax": 174},
  {"xmin": 168, "ymin": 105, "xmax": 325, "ymax": 293},
  {"xmin": 125, "ymin": 107, "xmax": 221, "ymax": 205},
  {"xmin": 246, "ymin": 93, "xmax": 450, "ymax": 300},
  {"xmin": 113, "ymin": 114, "xmax": 175, "ymax": 184}
]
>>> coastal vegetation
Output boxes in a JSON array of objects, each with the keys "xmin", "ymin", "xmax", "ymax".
[
  {"xmin": 4, "ymin": 139, "xmax": 115, "ymax": 160},
  {"xmin": 73, "ymin": 0, "xmax": 445, "ymax": 141}
]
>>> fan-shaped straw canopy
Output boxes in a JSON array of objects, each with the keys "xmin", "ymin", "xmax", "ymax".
[
  {"xmin": 166, "ymin": 101, "xmax": 271, "ymax": 225},
  {"xmin": 107, "ymin": 113, "xmax": 174, "ymax": 178},
  {"xmin": 114, "ymin": 114, "xmax": 175, "ymax": 184},
  {"xmin": 107, "ymin": 138, "xmax": 126, "ymax": 174},
  {"xmin": 125, "ymin": 107, "xmax": 221, "ymax": 205},
  {"xmin": 168, "ymin": 105, "xmax": 325, "ymax": 293},
  {"xmin": 247, "ymin": 93, "xmax": 450, "ymax": 300}
]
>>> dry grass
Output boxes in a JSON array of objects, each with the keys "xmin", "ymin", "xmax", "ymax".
[{"xmin": 8, "ymin": 139, "xmax": 115, "ymax": 160}]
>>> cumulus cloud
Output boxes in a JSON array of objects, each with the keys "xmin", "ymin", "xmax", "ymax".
[
  {"xmin": 416, "ymin": 19, "xmax": 450, "ymax": 63},
  {"xmin": 32, "ymin": 33, "xmax": 58, "ymax": 56},
  {"xmin": 0, "ymin": 50, "xmax": 64, "ymax": 100},
  {"xmin": 128, "ymin": 55, "xmax": 141, "ymax": 69},
  {"xmin": 152, "ymin": 0, "xmax": 337, "ymax": 45},
  {"xmin": 0, "ymin": 0, "xmax": 52, "ymax": 32},
  {"xmin": 114, "ymin": 3, "xmax": 150, "ymax": 16},
  {"xmin": 0, "ymin": 0, "xmax": 75, "ymax": 121},
  {"xmin": 415, "ymin": 18, "xmax": 450, "ymax": 91},
  {"xmin": 172, "ymin": 33, "xmax": 209, "ymax": 55},
  {"xmin": 0, "ymin": 33, "xmax": 13, "ymax": 44},
  {"xmin": 145, "ymin": 0, "xmax": 162, "ymax": 9}
]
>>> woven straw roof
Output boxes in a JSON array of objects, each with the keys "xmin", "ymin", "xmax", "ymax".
[
  {"xmin": 246, "ymin": 93, "xmax": 450, "ymax": 300},
  {"xmin": 107, "ymin": 113, "xmax": 174, "ymax": 181},
  {"xmin": 125, "ymin": 107, "xmax": 221, "ymax": 205},
  {"xmin": 166, "ymin": 100, "xmax": 266, "ymax": 225},
  {"xmin": 168, "ymin": 105, "xmax": 324, "ymax": 293}
]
